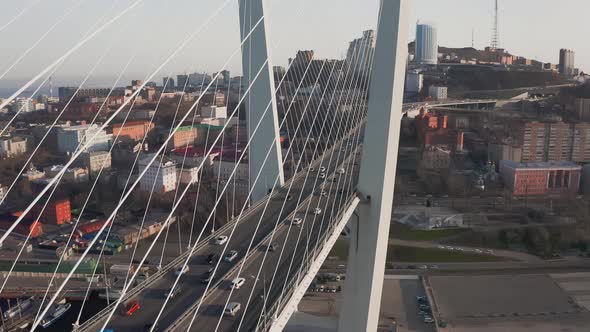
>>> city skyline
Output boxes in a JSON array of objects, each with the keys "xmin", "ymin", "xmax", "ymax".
[{"xmin": 0, "ymin": 0, "xmax": 587, "ymax": 86}]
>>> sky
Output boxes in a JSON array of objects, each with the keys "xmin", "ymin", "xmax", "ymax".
[{"xmin": 0, "ymin": 0, "xmax": 587, "ymax": 91}]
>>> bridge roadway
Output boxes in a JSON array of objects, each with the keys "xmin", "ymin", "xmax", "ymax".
[
  {"xmin": 172, "ymin": 152, "xmax": 361, "ymax": 331},
  {"xmin": 82, "ymin": 136, "xmax": 360, "ymax": 331}
]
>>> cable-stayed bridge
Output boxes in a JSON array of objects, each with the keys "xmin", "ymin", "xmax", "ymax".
[{"xmin": 0, "ymin": 0, "xmax": 494, "ymax": 331}]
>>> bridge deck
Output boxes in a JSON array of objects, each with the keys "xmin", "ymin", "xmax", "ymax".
[{"xmin": 81, "ymin": 136, "xmax": 360, "ymax": 331}]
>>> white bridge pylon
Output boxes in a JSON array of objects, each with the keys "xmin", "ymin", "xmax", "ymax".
[
  {"xmin": 239, "ymin": 0, "xmax": 285, "ymax": 203},
  {"xmin": 339, "ymin": 0, "xmax": 409, "ymax": 331}
]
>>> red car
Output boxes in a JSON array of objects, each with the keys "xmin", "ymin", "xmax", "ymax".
[{"xmin": 122, "ymin": 301, "xmax": 140, "ymax": 316}]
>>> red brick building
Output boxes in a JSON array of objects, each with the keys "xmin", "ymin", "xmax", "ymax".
[
  {"xmin": 111, "ymin": 121, "xmax": 154, "ymax": 142},
  {"xmin": 415, "ymin": 108, "xmax": 448, "ymax": 140},
  {"xmin": 500, "ymin": 160, "xmax": 582, "ymax": 196},
  {"xmin": 30, "ymin": 198, "xmax": 71, "ymax": 225},
  {"xmin": 0, "ymin": 213, "xmax": 43, "ymax": 238}
]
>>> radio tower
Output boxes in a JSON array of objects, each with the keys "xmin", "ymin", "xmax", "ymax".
[{"xmin": 491, "ymin": 0, "xmax": 499, "ymax": 50}]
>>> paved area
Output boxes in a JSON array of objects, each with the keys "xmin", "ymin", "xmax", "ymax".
[
  {"xmin": 294, "ymin": 275, "xmax": 435, "ymax": 332},
  {"xmin": 381, "ymin": 276, "xmax": 436, "ymax": 332},
  {"xmin": 428, "ymin": 273, "xmax": 590, "ymax": 332},
  {"xmin": 552, "ymin": 272, "xmax": 590, "ymax": 311}
]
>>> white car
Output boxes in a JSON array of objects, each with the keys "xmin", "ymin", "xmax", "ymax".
[
  {"xmin": 224, "ymin": 250, "xmax": 239, "ymax": 263},
  {"xmin": 174, "ymin": 265, "xmax": 189, "ymax": 276},
  {"xmin": 320, "ymin": 190, "xmax": 328, "ymax": 197},
  {"xmin": 319, "ymin": 173, "xmax": 326, "ymax": 179},
  {"xmin": 230, "ymin": 277, "xmax": 246, "ymax": 290},
  {"xmin": 313, "ymin": 208, "xmax": 322, "ymax": 215},
  {"xmin": 337, "ymin": 168, "xmax": 345, "ymax": 174},
  {"xmin": 291, "ymin": 218, "xmax": 303, "ymax": 226},
  {"xmin": 224, "ymin": 302, "xmax": 241, "ymax": 317},
  {"xmin": 319, "ymin": 166, "xmax": 326, "ymax": 172},
  {"xmin": 214, "ymin": 236, "xmax": 228, "ymax": 245}
]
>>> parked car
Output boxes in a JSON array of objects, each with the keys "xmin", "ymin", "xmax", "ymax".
[{"xmin": 313, "ymin": 208, "xmax": 322, "ymax": 215}]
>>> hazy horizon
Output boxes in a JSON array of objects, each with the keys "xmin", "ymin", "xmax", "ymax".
[{"xmin": 0, "ymin": 0, "xmax": 587, "ymax": 94}]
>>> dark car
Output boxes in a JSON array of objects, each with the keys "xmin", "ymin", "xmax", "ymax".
[{"xmin": 207, "ymin": 253, "xmax": 219, "ymax": 265}]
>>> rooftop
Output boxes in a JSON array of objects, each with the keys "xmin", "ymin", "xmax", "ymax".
[
  {"xmin": 111, "ymin": 121, "xmax": 152, "ymax": 128},
  {"xmin": 501, "ymin": 160, "xmax": 582, "ymax": 170}
]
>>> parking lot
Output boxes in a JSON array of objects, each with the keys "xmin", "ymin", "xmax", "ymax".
[
  {"xmin": 292, "ymin": 275, "xmax": 436, "ymax": 332},
  {"xmin": 381, "ymin": 276, "xmax": 437, "ymax": 332},
  {"xmin": 428, "ymin": 274, "xmax": 590, "ymax": 331}
]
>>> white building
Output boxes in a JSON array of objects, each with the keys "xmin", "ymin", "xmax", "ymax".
[
  {"xmin": 138, "ymin": 154, "xmax": 177, "ymax": 193},
  {"xmin": 82, "ymin": 151, "xmax": 112, "ymax": 174},
  {"xmin": 0, "ymin": 136, "xmax": 29, "ymax": 158},
  {"xmin": 201, "ymin": 105, "xmax": 227, "ymax": 119},
  {"xmin": 428, "ymin": 86, "xmax": 448, "ymax": 101},
  {"xmin": 415, "ymin": 23, "xmax": 438, "ymax": 65},
  {"xmin": 15, "ymin": 97, "xmax": 34, "ymax": 113},
  {"xmin": 177, "ymin": 166, "xmax": 200, "ymax": 185},
  {"xmin": 57, "ymin": 124, "xmax": 112, "ymax": 154},
  {"xmin": 213, "ymin": 154, "xmax": 249, "ymax": 183}
]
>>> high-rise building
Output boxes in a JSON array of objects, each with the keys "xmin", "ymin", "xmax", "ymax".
[
  {"xmin": 57, "ymin": 87, "xmax": 111, "ymax": 103},
  {"xmin": 415, "ymin": 23, "xmax": 438, "ymax": 65},
  {"xmin": 521, "ymin": 121, "xmax": 590, "ymax": 163},
  {"xmin": 188, "ymin": 72, "xmax": 210, "ymax": 86},
  {"xmin": 290, "ymin": 50, "xmax": 314, "ymax": 67},
  {"xmin": 559, "ymin": 49, "xmax": 575, "ymax": 78},
  {"xmin": 162, "ymin": 77, "xmax": 175, "ymax": 88},
  {"xmin": 574, "ymin": 98, "xmax": 590, "ymax": 121},
  {"xmin": 177, "ymin": 74, "xmax": 189, "ymax": 89},
  {"xmin": 405, "ymin": 70, "xmax": 423, "ymax": 94},
  {"xmin": 346, "ymin": 30, "xmax": 376, "ymax": 74}
]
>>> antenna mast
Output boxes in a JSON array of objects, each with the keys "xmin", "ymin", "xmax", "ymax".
[{"xmin": 491, "ymin": 0, "xmax": 499, "ymax": 50}]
